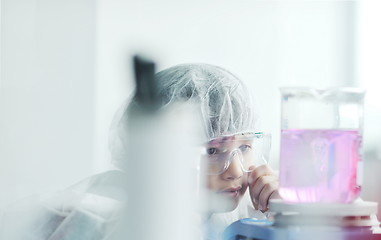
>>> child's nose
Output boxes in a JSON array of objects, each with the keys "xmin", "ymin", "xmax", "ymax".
[{"xmin": 222, "ymin": 152, "xmax": 243, "ymax": 180}]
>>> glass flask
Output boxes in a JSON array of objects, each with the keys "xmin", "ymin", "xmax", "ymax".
[{"xmin": 279, "ymin": 87, "xmax": 365, "ymax": 203}]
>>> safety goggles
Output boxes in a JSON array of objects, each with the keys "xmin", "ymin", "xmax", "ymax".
[{"xmin": 200, "ymin": 132, "xmax": 271, "ymax": 175}]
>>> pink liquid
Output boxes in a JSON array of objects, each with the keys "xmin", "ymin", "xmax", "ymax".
[{"xmin": 279, "ymin": 129, "xmax": 362, "ymax": 203}]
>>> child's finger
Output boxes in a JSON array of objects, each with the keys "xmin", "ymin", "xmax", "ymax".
[
  {"xmin": 252, "ymin": 199, "xmax": 259, "ymax": 210},
  {"xmin": 269, "ymin": 189, "xmax": 281, "ymax": 200},
  {"xmin": 254, "ymin": 203, "xmax": 259, "ymax": 210},
  {"xmin": 248, "ymin": 165, "xmax": 280, "ymax": 211},
  {"xmin": 249, "ymin": 175, "xmax": 273, "ymax": 202},
  {"xmin": 248, "ymin": 165, "xmax": 275, "ymax": 185},
  {"xmin": 258, "ymin": 181, "xmax": 279, "ymax": 211}
]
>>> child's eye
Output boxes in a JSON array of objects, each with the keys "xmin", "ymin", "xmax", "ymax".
[
  {"xmin": 239, "ymin": 144, "xmax": 252, "ymax": 153},
  {"xmin": 207, "ymin": 148, "xmax": 218, "ymax": 155}
]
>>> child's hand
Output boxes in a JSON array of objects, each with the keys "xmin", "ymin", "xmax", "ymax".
[{"xmin": 248, "ymin": 165, "xmax": 281, "ymax": 212}]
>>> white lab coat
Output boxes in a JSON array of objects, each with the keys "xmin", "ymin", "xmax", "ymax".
[
  {"xmin": 0, "ymin": 170, "xmax": 266, "ymax": 240},
  {"xmin": 0, "ymin": 170, "xmax": 126, "ymax": 240}
]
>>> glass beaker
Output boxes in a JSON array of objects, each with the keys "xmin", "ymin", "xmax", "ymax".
[{"xmin": 279, "ymin": 87, "xmax": 365, "ymax": 203}]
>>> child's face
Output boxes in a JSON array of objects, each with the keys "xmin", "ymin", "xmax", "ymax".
[{"xmin": 203, "ymin": 135, "xmax": 254, "ymax": 212}]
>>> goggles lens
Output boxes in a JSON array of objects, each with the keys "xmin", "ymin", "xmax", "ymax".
[{"xmin": 201, "ymin": 132, "xmax": 271, "ymax": 175}]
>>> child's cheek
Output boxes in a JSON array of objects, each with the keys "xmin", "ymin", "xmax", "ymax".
[{"xmin": 206, "ymin": 175, "xmax": 220, "ymax": 191}]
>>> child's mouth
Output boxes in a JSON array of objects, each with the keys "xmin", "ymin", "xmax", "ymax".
[{"xmin": 218, "ymin": 186, "xmax": 242, "ymax": 198}]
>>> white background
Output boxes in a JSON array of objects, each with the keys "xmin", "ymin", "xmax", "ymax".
[{"xmin": 1, "ymin": 0, "xmax": 381, "ymax": 216}]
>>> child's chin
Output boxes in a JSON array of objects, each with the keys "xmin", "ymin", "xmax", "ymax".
[
  {"xmin": 208, "ymin": 194, "xmax": 240, "ymax": 213},
  {"xmin": 221, "ymin": 201, "xmax": 239, "ymax": 212}
]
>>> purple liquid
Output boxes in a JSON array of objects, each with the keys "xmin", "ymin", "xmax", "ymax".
[{"xmin": 279, "ymin": 129, "xmax": 362, "ymax": 203}]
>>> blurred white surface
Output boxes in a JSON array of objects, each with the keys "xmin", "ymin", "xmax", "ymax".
[{"xmin": 0, "ymin": 0, "xmax": 96, "ymax": 207}]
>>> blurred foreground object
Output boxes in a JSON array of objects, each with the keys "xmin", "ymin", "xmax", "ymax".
[
  {"xmin": 0, "ymin": 55, "xmax": 203, "ymax": 240},
  {"xmin": 0, "ymin": 170, "xmax": 126, "ymax": 239},
  {"xmin": 109, "ymin": 55, "xmax": 202, "ymax": 240}
]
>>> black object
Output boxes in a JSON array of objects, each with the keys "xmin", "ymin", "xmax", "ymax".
[{"xmin": 133, "ymin": 55, "xmax": 158, "ymax": 110}]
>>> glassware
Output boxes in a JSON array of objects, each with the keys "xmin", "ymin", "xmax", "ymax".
[
  {"xmin": 279, "ymin": 87, "xmax": 365, "ymax": 203},
  {"xmin": 201, "ymin": 132, "xmax": 271, "ymax": 175}
]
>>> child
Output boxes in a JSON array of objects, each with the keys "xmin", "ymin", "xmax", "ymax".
[{"xmin": 110, "ymin": 63, "xmax": 281, "ymax": 239}]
